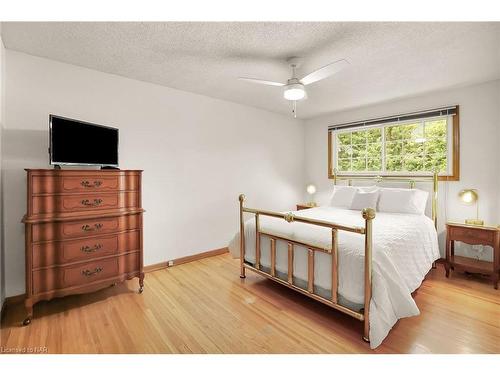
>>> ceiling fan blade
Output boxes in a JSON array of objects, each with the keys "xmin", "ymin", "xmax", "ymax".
[
  {"xmin": 300, "ymin": 59, "xmax": 349, "ymax": 86},
  {"xmin": 238, "ymin": 77, "xmax": 285, "ymax": 87}
]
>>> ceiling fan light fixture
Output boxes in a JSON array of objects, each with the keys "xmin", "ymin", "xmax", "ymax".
[{"xmin": 283, "ymin": 83, "xmax": 306, "ymax": 101}]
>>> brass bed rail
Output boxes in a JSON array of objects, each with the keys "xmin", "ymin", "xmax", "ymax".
[{"xmin": 238, "ymin": 172, "xmax": 438, "ymax": 344}]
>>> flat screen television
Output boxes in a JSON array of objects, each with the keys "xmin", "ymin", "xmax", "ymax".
[{"xmin": 49, "ymin": 115, "xmax": 119, "ymax": 167}]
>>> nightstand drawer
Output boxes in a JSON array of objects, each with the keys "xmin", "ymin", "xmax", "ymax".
[{"xmin": 449, "ymin": 226, "xmax": 494, "ymax": 245}]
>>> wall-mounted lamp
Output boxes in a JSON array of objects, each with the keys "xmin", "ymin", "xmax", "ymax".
[
  {"xmin": 458, "ymin": 189, "xmax": 484, "ymax": 226},
  {"xmin": 306, "ymin": 184, "xmax": 317, "ymax": 207}
]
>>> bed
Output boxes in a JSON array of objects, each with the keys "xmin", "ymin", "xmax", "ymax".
[{"xmin": 230, "ymin": 174, "xmax": 440, "ymax": 349}]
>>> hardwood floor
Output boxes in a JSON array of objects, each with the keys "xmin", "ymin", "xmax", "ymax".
[{"xmin": 1, "ymin": 254, "xmax": 499, "ymax": 354}]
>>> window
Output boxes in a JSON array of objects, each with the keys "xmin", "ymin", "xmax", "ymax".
[{"xmin": 328, "ymin": 107, "xmax": 459, "ymax": 181}]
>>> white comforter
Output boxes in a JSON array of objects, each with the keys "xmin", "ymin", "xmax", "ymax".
[{"xmin": 228, "ymin": 206, "xmax": 440, "ymax": 348}]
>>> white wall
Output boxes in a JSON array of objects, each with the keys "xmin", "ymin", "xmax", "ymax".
[
  {"xmin": 2, "ymin": 50, "xmax": 305, "ymax": 297},
  {"xmin": 304, "ymin": 80, "xmax": 500, "ymax": 259},
  {"xmin": 0, "ymin": 30, "xmax": 5, "ymax": 307}
]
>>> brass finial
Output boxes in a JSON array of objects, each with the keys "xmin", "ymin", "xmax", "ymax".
[
  {"xmin": 238, "ymin": 194, "xmax": 246, "ymax": 202},
  {"xmin": 362, "ymin": 208, "xmax": 376, "ymax": 220},
  {"xmin": 284, "ymin": 212, "xmax": 295, "ymax": 223}
]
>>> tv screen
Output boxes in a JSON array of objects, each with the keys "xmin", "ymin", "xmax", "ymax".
[{"xmin": 50, "ymin": 115, "xmax": 119, "ymax": 167}]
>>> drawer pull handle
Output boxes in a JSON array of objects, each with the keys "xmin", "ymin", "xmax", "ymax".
[
  {"xmin": 80, "ymin": 244, "xmax": 103, "ymax": 253},
  {"xmin": 81, "ymin": 267, "xmax": 103, "ymax": 277},
  {"xmin": 81, "ymin": 198, "xmax": 103, "ymax": 207},
  {"xmin": 81, "ymin": 180, "xmax": 103, "ymax": 188},
  {"xmin": 81, "ymin": 223, "xmax": 103, "ymax": 232}
]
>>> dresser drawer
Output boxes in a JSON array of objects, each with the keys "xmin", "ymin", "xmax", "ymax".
[
  {"xmin": 32, "ymin": 252, "xmax": 140, "ymax": 294},
  {"xmin": 449, "ymin": 226, "xmax": 495, "ymax": 245},
  {"xmin": 31, "ymin": 174, "xmax": 140, "ymax": 194},
  {"xmin": 32, "ymin": 230, "xmax": 141, "ymax": 268},
  {"xmin": 32, "ymin": 214, "xmax": 141, "ymax": 242},
  {"xmin": 31, "ymin": 191, "xmax": 139, "ymax": 215}
]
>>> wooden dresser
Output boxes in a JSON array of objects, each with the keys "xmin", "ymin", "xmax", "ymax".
[{"xmin": 22, "ymin": 169, "xmax": 144, "ymax": 325}]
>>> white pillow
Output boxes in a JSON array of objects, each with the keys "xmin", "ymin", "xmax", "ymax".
[
  {"xmin": 378, "ymin": 188, "xmax": 429, "ymax": 215},
  {"xmin": 330, "ymin": 186, "xmax": 357, "ymax": 208},
  {"xmin": 350, "ymin": 190, "xmax": 379, "ymax": 211},
  {"xmin": 357, "ymin": 185, "xmax": 378, "ymax": 193}
]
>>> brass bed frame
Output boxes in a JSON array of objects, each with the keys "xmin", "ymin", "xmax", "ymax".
[{"xmin": 238, "ymin": 172, "xmax": 438, "ymax": 343}]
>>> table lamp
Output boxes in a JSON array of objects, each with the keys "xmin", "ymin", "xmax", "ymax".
[
  {"xmin": 458, "ymin": 189, "xmax": 483, "ymax": 226},
  {"xmin": 306, "ymin": 184, "xmax": 317, "ymax": 207}
]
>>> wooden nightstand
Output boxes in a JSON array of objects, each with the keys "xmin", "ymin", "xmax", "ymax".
[
  {"xmin": 445, "ymin": 222, "xmax": 500, "ymax": 289},
  {"xmin": 296, "ymin": 203, "xmax": 316, "ymax": 211}
]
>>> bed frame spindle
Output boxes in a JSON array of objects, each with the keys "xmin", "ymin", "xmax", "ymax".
[
  {"xmin": 270, "ymin": 238, "xmax": 276, "ymax": 277},
  {"xmin": 307, "ymin": 249, "xmax": 314, "ymax": 293},
  {"xmin": 287, "ymin": 243, "xmax": 294, "ymax": 284}
]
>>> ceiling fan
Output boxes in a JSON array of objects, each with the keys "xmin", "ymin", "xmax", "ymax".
[{"xmin": 238, "ymin": 57, "xmax": 349, "ymax": 118}]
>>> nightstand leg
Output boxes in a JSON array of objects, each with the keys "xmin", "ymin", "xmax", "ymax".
[{"xmin": 445, "ymin": 238, "xmax": 451, "ymax": 278}]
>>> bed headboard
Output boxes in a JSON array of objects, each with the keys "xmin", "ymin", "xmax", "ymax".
[{"xmin": 332, "ymin": 171, "xmax": 438, "ymax": 229}]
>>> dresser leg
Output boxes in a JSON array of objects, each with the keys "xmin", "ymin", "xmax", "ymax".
[
  {"xmin": 139, "ymin": 272, "xmax": 145, "ymax": 293},
  {"xmin": 444, "ymin": 263, "xmax": 450, "ymax": 278},
  {"xmin": 494, "ymin": 274, "xmax": 499, "ymax": 290},
  {"xmin": 23, "ymin": 299, "xmax": 33, "ymax": 326}
]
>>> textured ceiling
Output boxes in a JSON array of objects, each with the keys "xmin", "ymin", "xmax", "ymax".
[{"xmin": 2, "ymin": 22, "xmax": 499, "ymax": 119}]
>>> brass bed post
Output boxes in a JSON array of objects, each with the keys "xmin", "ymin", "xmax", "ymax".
[
  {"xmin": 239, "ymin": 194, "xmax": 246, "ymax": 279},
  {"xmin": 432, "ymin": 171, "xmax": 438, "ymax": 230},
  {"xmin": 431, "ymin": 171, "xmax": 439, "ymax": 269},
  {"xmin": 255, "ymin": 213, "xmax": 261, "ymax": 270},
  {"xmin": 331, "ymin": 229, "xmax": 338, "ymax": 304},
  {"xmin": 362, "ymin": 207, "xmax": 376, "ymax": 343}
]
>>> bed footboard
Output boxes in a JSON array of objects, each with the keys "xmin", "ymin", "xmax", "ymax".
[{"xmin": 238, "ymin": 194, "xmax": 375, "ymax": 343}]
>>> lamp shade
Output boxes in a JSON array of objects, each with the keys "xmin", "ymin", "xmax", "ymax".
[
  {"xmin": 306, "ymin": 184, "xmax": 316, "ymax": 195},
  {"xmin": 459, "ymin": 189, "xmax": 478, "ymax": 204}
]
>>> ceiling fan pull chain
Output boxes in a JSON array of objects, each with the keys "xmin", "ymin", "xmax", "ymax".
[{"xmin": 293, "ymin": 100, "xmax": 297, "ymax": 118}]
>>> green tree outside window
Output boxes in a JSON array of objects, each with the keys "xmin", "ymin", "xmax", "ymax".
[{"xmin": 335, "ymin": 118, "xmax": 448, "ymax": 174}]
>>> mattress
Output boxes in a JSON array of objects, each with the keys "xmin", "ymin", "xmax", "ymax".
[{"xmin": 229, "ymin": 206, "xmax": 440, "ymax": 348}]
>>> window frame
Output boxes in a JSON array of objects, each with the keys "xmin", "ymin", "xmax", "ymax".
[{"xmin": 328, "ymin": 106, "xmax": 460, "ymax": 181}]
